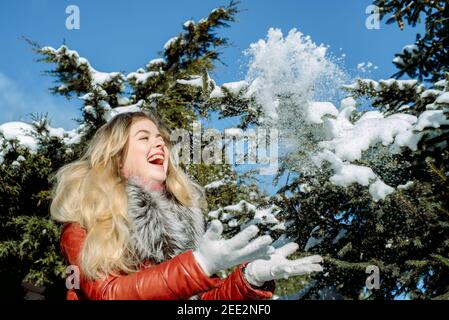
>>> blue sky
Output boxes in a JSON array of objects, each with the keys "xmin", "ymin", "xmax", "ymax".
[{"xmin": 0, "ymin": 0, "xmax": 423, "ymax": 193}]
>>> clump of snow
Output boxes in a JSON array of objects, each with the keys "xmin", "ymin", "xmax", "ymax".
[
  {"xmin": 369, "ymin": 179, "xmax": 394, "ymax": 202},
  {"xmin": 306, "ymin": 101, "xmax": 339, "ymax": 124},
  {"xmin": 208, "ymin": 209, "xmax": 220, "ymax": 219},
  {"xmin": 319, "ymin": 110, "xmax": 418, "ymax": 162},
  {"xmin": 0, "ymin": 122, "xmax": 38, "ymax": 151},
  {"xmin": 223, "ymin": 200, "xmax": 257, "ymax": 212},
  {"xmin": 307, "ymin": 93, "xmax": 448, "ymax": 200},
  {"xmin": 104, "ymin": 101, "xmax": 144, "ymax": 122},
  {"xmin": 210, "ymin": 86, "xmax": 225, "ymax": 98},
  {"xmin": 252, "ymin": 205, "xmax": 280, "ymax": 225},
  {"xmin": 207, "ymin": 28, "xmax": 447, "ymax": 203},
  {"xmin": 41, "ymin": 45, "xmax": 125, "ymax": 92},
  {"xmin": 149, "ymin": 93, "xmax": 163, "ymax": 99},
  {"xmin": 435, "ymin": 79, "xmax": 448, "ymax": 90},
  {"xmin": 164, "ymin": 36, "xmax": 179, "ymax": 50},
  {"xmin": 345, "ymin": 78, "xmax": 423, "ymax": 93},
  {"xmin": 83, "ymin": 105, "xmax": 95, "ymax": 116},
  {"xmin": 127, "ymin": 69, "xmax": 162, "ymax": 84},
  {"xmin": 177, "ymin": 76, "xmax": 203, "ymax": 88},
  {"xmin": 414, "ymin": 110, "xmax": 449, "ymax": 131},
  {"xmin": 80, "ymin": 93, "xmax": 94, "ymax": 101},
  {"xmin": 118, "ymin": 96, "xmax": 131, "ymax": 106},
  {"xmin": 421, "ymin": 89, "xmax": 442, "ymax": 99},
  {"xmin": 398, "ymin": 181, "xmax": 414, "ymax": 190},
  {"xmin": 204, "ymin": 179, "xmax": 225, "ymax": 189},
  {"xmin": 435, "ymin": 92, "xmax": 449, "ymax": 104},
  {"xmin": 222, "ymin": 81, "xmax": 248, "ymax": 95},
  {"xmin": 148, "ymin": 58, "xmax": 165, "ymax": 66},
  {"xmin": 183, "ymin": 20, "xmax": 195, "ymax": 28},
  {"xmin": 402, "ymin": 44, "xmax": 419, "ymax": 56},
  {"xmin": 393, "ymin": 57, "xmax": 404, "ymax": 66},
  {"xmin": 241, "ymin": 27, "xmax": 349, "ymax": 177},
  {"xmin": 0, "ymin": 121, "xmax": 81, "ymax": 156},
  {"xmin": 228, "ymin": 219, "xmax": 239, "ymax": 228}
]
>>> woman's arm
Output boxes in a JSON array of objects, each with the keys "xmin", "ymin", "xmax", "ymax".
[
  {"xmin": 198, "ymin": 264, "xmax": 275, "ymax": 300},
  {"xmin": 60, "ymin": 223, "xmax": 222, "ymax": 300}
]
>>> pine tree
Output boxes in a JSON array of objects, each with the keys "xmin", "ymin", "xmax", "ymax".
[
  {"xmin": 0, "ymin": 1, "xmax": 289, "ymax": 299},
  {"xmin": 196, "ymin": 2, "xmax": 449, "ymax": 299},
  {"xmin": 374, "ymin": 0, "xmax": 449, "ymax": 82},
  {"xmin": 292, "ymin": 1, "xmax": 449, "ymax": 299}
]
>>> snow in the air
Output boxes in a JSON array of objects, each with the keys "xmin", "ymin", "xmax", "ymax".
[
  {"xmin": 306, "ymin": 101, "xmax": 339, "ymax": 124},
  {"xmin": 234, "ymin": 28, "xmax": 449, "ymax": 201},
  {"xmin": 357, "ymin": 61, "xmax": 378, "ymax": 72}
]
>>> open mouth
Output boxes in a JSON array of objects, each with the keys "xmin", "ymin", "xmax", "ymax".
[{"xmin": 147, "ymin": 154, "xmax": 164, "ymax": 166}]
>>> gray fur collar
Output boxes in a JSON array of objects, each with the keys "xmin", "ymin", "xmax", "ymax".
[{"xmin": 126, "ymin": 183, "xmax": 205, "ymax": 264}]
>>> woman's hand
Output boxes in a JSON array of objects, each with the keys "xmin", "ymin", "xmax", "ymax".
[
  {"xmin": 244, "ymin": 242, "xmax": 323, "ymax": 287},
  {"xmin": 193, "ymin": 220, "xmax": 275, "ymax": 276}
]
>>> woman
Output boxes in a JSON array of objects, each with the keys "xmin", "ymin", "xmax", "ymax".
[{"xmin": 51, "ymin": 110, "xmax": 322, "ymax": 300}]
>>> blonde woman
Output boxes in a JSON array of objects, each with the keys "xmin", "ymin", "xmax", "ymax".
[{"xmin": 51, "ymin": 111, "xmax": 323, "ymax": 300}]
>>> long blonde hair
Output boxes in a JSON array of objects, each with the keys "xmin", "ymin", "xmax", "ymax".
[{"xmin": 51, "ymin": 111, "xmax": 204, "ymax": 280}]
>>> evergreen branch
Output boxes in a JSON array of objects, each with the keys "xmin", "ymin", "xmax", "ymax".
[
  {"xmin": 433, "ymin": 290, "xmax": 449, "ymax": 300},
  {"xmin": 431, "ymin": 254, "xmax": 449, "ymax": 268},
  {"xmin": 425, "ymin": 157, "xmax": 447, "ymax": 183}
]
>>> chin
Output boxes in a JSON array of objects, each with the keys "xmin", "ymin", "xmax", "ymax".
[{"xmin": 149, "ymin": 175, "xmax": 166, "ymax": 184}]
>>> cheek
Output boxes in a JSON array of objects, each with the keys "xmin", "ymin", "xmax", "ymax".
[
  {"xmin": 123, "ymin": 143, "xmax": 147, "ymax": 173},
  {"xmin": 164, "ymin": 147, "xmax": 169, "ymax": 170}
]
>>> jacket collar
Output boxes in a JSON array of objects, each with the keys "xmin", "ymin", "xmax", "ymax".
[{"xmin": 126, "ymin": 182, "xmax": 205, "ymax": 264}]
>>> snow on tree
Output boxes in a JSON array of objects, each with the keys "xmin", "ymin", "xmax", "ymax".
[
  {"xmin": 2, "ymin": 0, "xmax": 448, "ymax": 300},
  {"xmin": 189, "ymin": 4, "xmax": 448, "ymax": 298},
  {"xmin": 374, "ymin": 0, "xmax": 449, "ymax": 82},
  {"xmin": 1, "ymin": 2, "xmax": 289, "ymax": 299}
]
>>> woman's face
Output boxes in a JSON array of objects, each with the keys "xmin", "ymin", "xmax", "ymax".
[{"xmin": 121, "ymin": 118, "xmax": 169, "ymax": 186}]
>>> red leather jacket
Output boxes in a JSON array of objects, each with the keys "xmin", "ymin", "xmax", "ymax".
[{"xmin": 60, "ymin": 222, "xmax": 275, "ymax": 300}]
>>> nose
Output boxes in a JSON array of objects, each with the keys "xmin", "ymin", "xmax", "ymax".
[{"xmin": 152, "ymin": 136, "xmax": 165, "ymax": 150}]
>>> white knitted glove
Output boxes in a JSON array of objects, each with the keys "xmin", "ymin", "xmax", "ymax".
[
  {"xmin": 193, "ymin": 220, "xmax": 275, "ymax": 276},
  {"xmin": 244, "ymin": 242, "xmax": 323, "ymax": 287}
]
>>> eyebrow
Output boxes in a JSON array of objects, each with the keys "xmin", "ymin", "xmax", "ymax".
[{"xmin": 134, "ymin": 129, "xmax": 162, "ymax": 137}]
